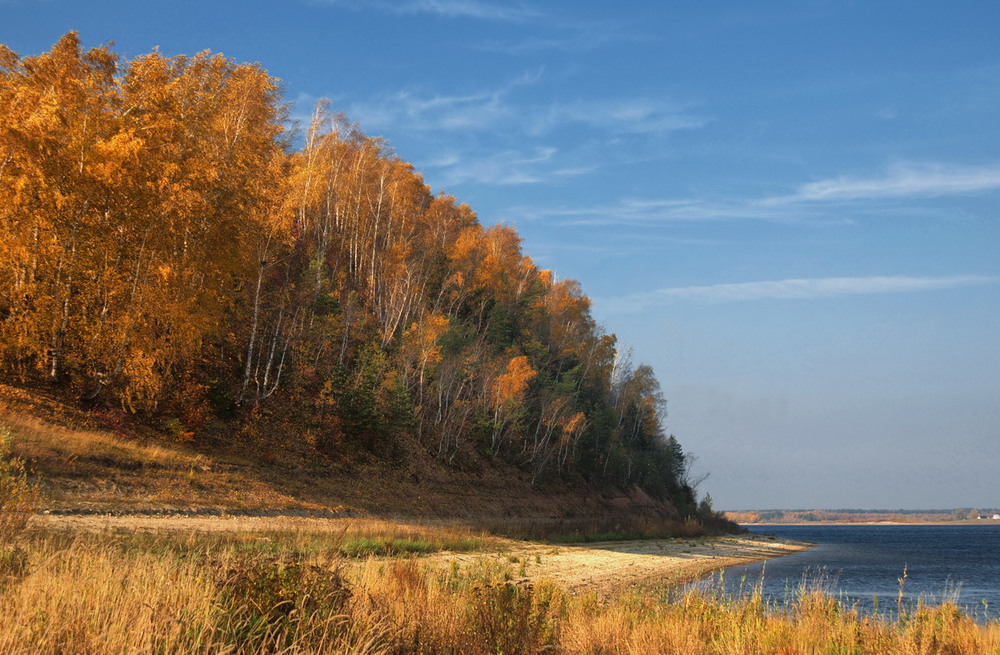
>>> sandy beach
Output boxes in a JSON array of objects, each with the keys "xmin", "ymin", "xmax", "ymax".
[
  {"xmin": 439, "ymin": 533, "xmax": 812, "ymax": 596},
  {"xmin": 30, "ymin": 514, "xmax": 812, "ymax": 597}
]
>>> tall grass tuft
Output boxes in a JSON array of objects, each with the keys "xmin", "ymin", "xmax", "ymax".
[
  {"xmin": 0, "ymin": 427, "xmax": 39, "ymax": 547},
  {"xmin": 0, "ymin": 427, "xmax": 40, "ymax": 585}
]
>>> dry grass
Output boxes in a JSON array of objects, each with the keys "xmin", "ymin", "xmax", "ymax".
[
  {"xmin": 6, "ymin": 412, "xmax": 202, "ymax": 471},
  {"xmin": 0, "ymin": 427, "xmax": 40, "ymax": 545},
  {"xmin": 559, "ymin": 584, "xmax": 1000, "ymax": 654},
  {"xmin": 29, "ymin": 514, "xmax": 506, "ymax": 559},
  {"xmin": 1, "ymin": 524, "xmax": 998, "ymax": 654},
  {"xmin": 0, "ymin": 408, "xmax": 327, "ymax": 512}
]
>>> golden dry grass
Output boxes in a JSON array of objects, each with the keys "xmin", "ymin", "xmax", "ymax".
[
  {"xmin": 6, "ymin": 412, "xmax": 202, "ymax": 471},
  {"xmin": 1, "ymin": 524, "xmax": 998, "ymax": 655},
  {"xmin": 0, "ymin": 427, "xmax": 40, "ymax": 546},
  {"xmin": 0, "ymin": 407, "xmax": 329, "ymax": 512}
]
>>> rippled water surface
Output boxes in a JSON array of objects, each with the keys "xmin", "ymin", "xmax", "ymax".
[{"xmin": 702, "ymin": 524, "xmax": 1000, "ymax": 621}]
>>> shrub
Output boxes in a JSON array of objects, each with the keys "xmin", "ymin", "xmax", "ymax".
[{"xmin": 214, "ymin": 551, "xmax": 352, "ymax": 649}]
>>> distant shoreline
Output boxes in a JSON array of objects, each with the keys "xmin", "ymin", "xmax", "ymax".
[{"xmin": 745, "ymin": 520, "xmax": 1000, "ymax": 527}]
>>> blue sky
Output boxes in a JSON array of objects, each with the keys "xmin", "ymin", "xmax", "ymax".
[{"xmin": 4, "ymin": 0, "xmax": 999, "ymax": 510}]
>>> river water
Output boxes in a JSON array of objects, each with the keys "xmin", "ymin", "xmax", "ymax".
[{"xmin": 697, "ymin": 524, "xmax": 1000, "ymax": 622}]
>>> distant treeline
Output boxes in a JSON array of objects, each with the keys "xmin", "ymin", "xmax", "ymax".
[
  {"xmin": 0, "ymin": 34, "xmax": 698, "ymax": 514},
  {"xmin": 727, "ymin": 509, "xmax": 997, "ymax": 523}
]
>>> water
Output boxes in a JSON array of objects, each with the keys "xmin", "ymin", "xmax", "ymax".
[{"xmin": 699, "ymin": 524, "xmax": 1000, "ymax": 622}]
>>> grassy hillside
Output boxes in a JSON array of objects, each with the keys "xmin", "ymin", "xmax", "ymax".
[{"xmin": 1, "ymin": 382, "xmax": 730, "ymax": 540}]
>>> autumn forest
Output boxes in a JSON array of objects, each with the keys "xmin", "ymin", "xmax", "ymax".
[{"xmin": 0, "ymin": 34, "xmax": 698, "ymax": 514}]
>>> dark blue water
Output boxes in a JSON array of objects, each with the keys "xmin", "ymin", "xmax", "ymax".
[{"xmin": 700, "ymin": 524, "xmax": 1000, "ymax": 622}]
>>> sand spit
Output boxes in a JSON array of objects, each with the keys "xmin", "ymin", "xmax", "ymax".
[{"xmin": 437, "ymin": 533, "xmax": 812, "ymax": 597}]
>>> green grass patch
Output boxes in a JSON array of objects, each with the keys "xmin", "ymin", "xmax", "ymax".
[{"xmin": 338, "ymin": 536, "xmax": 435, "ymax": 557}]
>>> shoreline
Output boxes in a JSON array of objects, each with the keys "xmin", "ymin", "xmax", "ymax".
[
  {"xmin": 31, "ymin": 514, "xmax": 813, "ymax": 597},
  {"xmin": 745, "ymin": 521, "xmax": 1000, "ymax": 527},
  {"xmin": 438, "ymin": 533, "xmax": 814, "ymax": 596}
]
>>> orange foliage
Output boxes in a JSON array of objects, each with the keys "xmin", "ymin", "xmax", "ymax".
[
  {"xmin": 0, "ymin": 33, "xmax": 695, "ymax": 508},
  {"xmin": 492, "ymin": 355, "xmax": 537, "ymax": 409}
]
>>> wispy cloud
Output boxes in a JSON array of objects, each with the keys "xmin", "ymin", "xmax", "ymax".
[
  {"xmin": 529, "ymin": 98, "xmax": 707, "ymax": 136},
  {"xmin": 347, "ymin": 76, "xmax": 704, "ymax": 142},
  {"xmin": 345, "ymin": 72, "xmax": 539, "ymax": 135},
  {"xmin": 312, "ymin": 0, "xmax": 538, "ymax": 21},
  {"xmin": 512, "ymin": 197, "xmax": 817, "ymax": 225},
  {"xmin": 516, "ymin": 161, "xmax": 1000, "ymax": 226},
  {"xmin": 780, "ymin": 162, "xmax": 1000, "ymax": 203},
  {"xmin": 405, "ymin": 0, "xmax": 537, "ymax": 20},
  {"xmin": 430, "ymin": 146, "xmax": 559, "ymax": 186},
  {"xmin": 601, "ymin": 275, "xmax": 999, "ymax": 312},
  {"xmin": 339, "ymin": 77, "xmax": 704, "ymax": 188},
  {"xmin": 480, "ymin": 19, "xmax": 648, "ymax": 54}
]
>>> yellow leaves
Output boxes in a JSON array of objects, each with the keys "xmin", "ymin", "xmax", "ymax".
[
  {"xmin": 0, "ymin": 33, "xmax": 642, "ymax": 477},
  {"xmin": 48, "ymin": 30, "xmax": 83, "ymax": 68},
  {"xmin": 543, "ymin": 278, "xmax": 594, "ymax": 359},
  {"xmin": 483, "ymin": 224, "xmax": 521, "ymax": 262},
  {"xmin": 450, "ymin": 226, "xmax": 483, "ymax": 269},
  {"xmin": 0, "ymin": 33, "xmax": 290, "ymax": 410},
  {"xmin": 443, "ymin": 223, "xmax": 533, "ymax": 309},
  {"xmin": 22, "ymin": 94, "xmax": 63, "ymax": 132},
  {"xmin": 91, "ymin": 130, "xmax": 144, "ymax": 182},
  {"xmin": 492, "ymin": 355, "xmax": 536, "ymax": 409},
  {"xmin": 446, "ymin": 271, "xmax": 466, "ymax": 290},
  {"xmin": 563, "ymin": 411, "xmax": 586, "ymax": 436},
  {"xmin": 561, "ymin": 411, "xmax": 587, "ymax": 445},
  {"xmin": 412, "ymin": 313, "xmax": 450, "ymax": 366},
  {"xmin": 401, "ymin": 313, "xmax": 451, "ymax": 383},
  {"xmin": 0, "ymin": 44, "xmax": 19, "ymax": 69},
  {"xmin": 121, "ymin": 349, "xmax": 159, "ymax": 413},
  {"xmin": 93, "ymin": 130, "xmax": 144, "ymax": 161}
]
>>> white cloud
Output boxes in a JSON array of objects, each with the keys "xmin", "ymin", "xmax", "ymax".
[
  {"xmin": 512, "ymin": 197, "xmax": 812, "ymax": 225},
  {"xmin": 601, "ymin": 275, "xmax": 999, "ymax": 312},
  {"xmin": 530, "ymin": 98, "xmax": 707, "ymax": 136},
  {"xmin": 312, "ymin": 0, "xmax": 538, "ymax": 21},
  {"xmin": 345, "ymin": 72, "xmax": 539, "ymax": 135},
  {"xmin": 430, "ymin": 147, "xmax": 558, "ymax": 186},
  {"xmin": 516, "ymin": 161, "xmax": 1000, "ymax": 226},
  {"xmin": 399, "ymin": 0, "xmax": 538, "ymax": 21},
  {"xmin": 781, "ymin": 162, "xmax": 1000, "ymax": 204},
  {"xmin": 347, "ymin": 77, "xmax": 703, "ymax": 144},
  {"xmin": 351, "ymin": 90, "xmax": 507, "ymax": 132},
  {"xmin": 479, "ymin": 20, "xmax": 649, "ymax": 54},
  {"xmin": 338, "ymin": 78, "xmax": 703, "ymax": 189}
]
